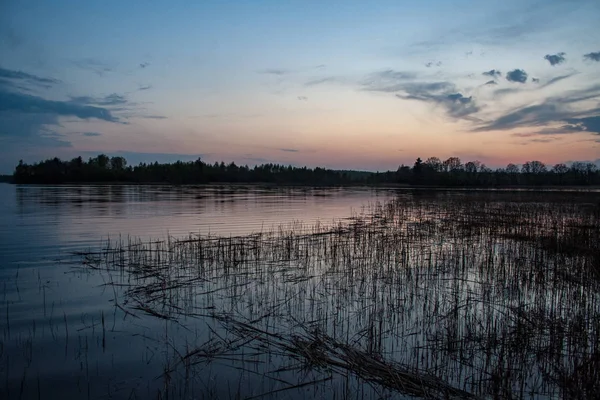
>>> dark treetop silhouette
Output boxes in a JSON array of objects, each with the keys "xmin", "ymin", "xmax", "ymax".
[{"xmin": 10, "ymin": 155, "xmax": 600, "ymax": 186}]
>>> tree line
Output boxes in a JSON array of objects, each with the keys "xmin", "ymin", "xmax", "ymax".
[{"xmin": 10, "ymin": 154, "xmax": 600, "ymax": 186}]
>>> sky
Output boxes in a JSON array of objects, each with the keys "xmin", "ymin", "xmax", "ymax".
[{"xmin": 1, "ymin": 0, "xmax": 599, "ymax": 173}]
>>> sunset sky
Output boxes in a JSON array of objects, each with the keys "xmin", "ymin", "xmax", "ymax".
[{"xmin": 1, "ymin": 0, "xmax": 599, "ymax": 173}]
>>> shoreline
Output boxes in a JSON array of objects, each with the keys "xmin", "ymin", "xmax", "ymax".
[{"xmin": 3, "ymin": 181, "xmax": 600, "ymax": 191}]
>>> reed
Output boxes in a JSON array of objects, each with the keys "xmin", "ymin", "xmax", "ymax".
[{"xmin": 67, "ymin": 192, "xmax": 600, "ymax": 399}]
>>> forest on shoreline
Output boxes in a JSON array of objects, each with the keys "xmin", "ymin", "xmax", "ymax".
[{"xmin": 8, "ymin": 154, "xmax": 600, "ymax": 187}]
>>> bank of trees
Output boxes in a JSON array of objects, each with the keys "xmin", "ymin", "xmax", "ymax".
[
  {"xmin": 12, "ymin": 155, "xmax": 361, "ymax": 185},
  {"xmin": 11, "ymin": 155, "xmax": 600, "ymax": 186}
]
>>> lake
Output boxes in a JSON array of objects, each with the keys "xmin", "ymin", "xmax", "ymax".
[{"xmin": 1, "ymin": 184, "xmax": 599, "ymax": 399}]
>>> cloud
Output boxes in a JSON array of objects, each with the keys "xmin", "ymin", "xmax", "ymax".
[
  {"xmin": 482, "ymin": 69, "xmax": 501, "ymax": 77},
  {"xmin": 532, "ymin": 78, "xmax": 540, "ymax": 83},
  {"xmin": 583, "ymin": 51, "xmax": 600, "ymax": 62},
  {"xmin": 138, "ymin": 85, "xmax": 152, "ymax": 91},
  {"xmin": 564, "ymin": 116, "xmax": 600, "ymax": 134},
  {"xmin": 474, "ymin": 103, "xmax": 562, "ymax": 132},
  {"xmin": 70, "ymin": 93, "xmax": 127, "ymax": 107},
  {"xmin": 1, "ymin": 90, "xmax": 117, "ymax": 121},
  {"xmin": 82, "ymin": 132, "xmax": 101, "ymax": 137},
  {"xmin": 0, "ymin": 75, "xmax": 119, "ymax": 152},
  {"xmin": 304, "ymin": 77, "xmax": 337, "ymax": 87},
  {"xmin": 544, "ymin": 52, "xmax": 566, "ymax": 66},
  {"xmin": 362, "ymin": 70, "xmax": 419, "ymax": 92},
  {"xmin": 474, "ymin": 85, "xmax": 600, "ymax": 135},
  {"xmin": 259, "ymin": 68, "xmax": 289, "ymax": 76},
  {"xmin": 539, "ymin": 73, "xmax": 576, "ymax": 88},
  {"xmin": 142, "ymin": 115, "xmax": 167, "ymax": 119},
  {"xmin": 280, "ymin": 148, "xmax": 299, "ymax": 153},
  {"xmin": 0, "ymin": 66, "xmax": 61, "ymax": 87},
  {"xmin": 392, "ymin": 82, "xmax": 479, "ymax": 119},
  {"xmin": 0, "ymin": 112, "xmax": 72, "ymax": 147},
  {"xmin": 72, "ymin": 58, "xmax": 113, "ymax": 76},
  {"xmin": 139, "ymin": 62, "xmax": 150, "ymax": 69},
  {"xmin": 297, "ymin": 96, "xmax": 308, "ymax": 101},
  {"xmin": 484, "ymin": 80, "xmax": 497, "ymax": 85},
  {"xmin": 425, "ymin": 61, "xmax": 442, "ymax": 68},
  {"xmin": 506, "ymin": 69, "xmax": 528, "ymax": 83},
  {"xmin": 359, "ymin": 69, "xmax": 480, "ymax": 120}
]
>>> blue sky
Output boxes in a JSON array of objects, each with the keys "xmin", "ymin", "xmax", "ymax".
[{"xmin": 1, "ymin": 0, "xmax": 599, "ymax": 173}]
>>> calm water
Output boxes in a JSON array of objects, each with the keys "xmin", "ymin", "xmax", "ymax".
[
  {"xmin": 0, "ymin": 183, "xmax": 395, "ymax": 399},
  {"xmin": 1, "ymin": 184, "xmax": 598, "ymax": 399}
]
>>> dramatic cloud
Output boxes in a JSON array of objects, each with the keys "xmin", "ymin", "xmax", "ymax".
[
  {"xmin": 584, "ymin": 51, "xmax": 600, "ymax": 62},
  {"xmin": 544, "ymin": 52, "xmax": 566, "ymax": 66},
  {"xmin": 482, "ymin": 69, "xmax": 501, "ymax": 77},
  {"xmin": 506, "ymin": 69, "xmax": 528, "ymax": 83}
]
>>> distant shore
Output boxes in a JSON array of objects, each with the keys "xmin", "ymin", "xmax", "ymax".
[{"xmin": 3, "ymin": 180, "xmax": 599, "ymax": 192}]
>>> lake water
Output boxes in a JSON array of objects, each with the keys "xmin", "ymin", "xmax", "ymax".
[
  {"xmin": 0, "ymin": 183, "xmax": 396, "ymax": 399},
  {"xmin": 1, "ymin": 183, "xmax": 598, "ymax": 399}
]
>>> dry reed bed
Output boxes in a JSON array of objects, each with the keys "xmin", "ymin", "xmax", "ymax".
[{"xmin": 77, "ymin": 194, "xmax": 600, "ymax": 399}]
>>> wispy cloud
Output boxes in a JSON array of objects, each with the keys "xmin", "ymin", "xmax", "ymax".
[
  {"xmin": 0, "ymin": 66, "xmax": 60, "ymax": 86},
  {"xmin": 142, "ymin": 115, "xmax": 168, "ymax": 119},
  {"xmin": 506, "ymin": 69, "xmax": 528, "ymax": 83},
  {"xmin": 0, "ymin": 66, "xmax": 120, "ymax": 152},
  {"xmin": 82, "ymin": 131, "xmax": 102, "ymax": 137},
  {"xmin": 280, "ymin": 148, "xmax": 299, "ymax": 153},
  {"xmin": 544, "ymin": 52, "xmax": 566, "ymax": 66},
  {"xmin": 297, "ymin": 96, "xmax": 308, "ymax": 101},
  {"xmin": 362, "ymin": 70, "xmax": 418, "ymax": 92},
  {"xmin": 70, "ymin": 93, "xmax": 128, "ymax": 106},
  {"xmin": 72, "ymin": 58, "xmax": 114, "ymax": 76},
  {"xmin": 474, "ymin": 85, "xmax": 600, "ymax": 135},
  {"xmin": 583, "ymin": 51, "xmax": 600, "ymax": 62},
  {"xmin": 394, "ymin": 82, "xmax": 479, "ymax": 119},
  {"xmin": 539, "ymin": 73, "xmax": 575, "ymax": 88},
  {"xmin": 259, "ymin": 68, "xmax": 289, "ymax": 76},
  {"xmin": 304, "ymin": 77, "xmax": 337, "ymax": 87},
  {"xmin": 1, "ymin": 90, "xmax": 118, "ymax": 122}
]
